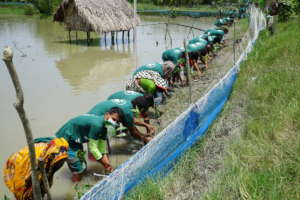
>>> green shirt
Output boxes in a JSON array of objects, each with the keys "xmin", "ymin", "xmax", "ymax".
[
  {"xmin": 88, "ymin": 99, "xmax": 134, "ymax": 127},
  {"xmin": 187, "ymin": 42, "xmax": 206, "ymax": 53},
  {"xmin": 205, "ymin": 29, "xmax": 225, "ymax": 37},
  {"xmin": 188, "ymin": 37, "xmax": 208, "ymax": 45},
  {"xmin": 162, "ymin": 47, "xmax": 185, "ymax": 65},
  {"xmin": 107, "ymin": 90, "xmax": 143, "ymax": 102},
  {"xmin": 55, "ymin": 114, "xmax": 106, "ymax": 144},
  {"xmin": 133, "ymin": 63, "xmax": 164, "ymax": 76},
  {"xmin": 200, "ymin": 34, "xmax": 216, "ymax": 44}
]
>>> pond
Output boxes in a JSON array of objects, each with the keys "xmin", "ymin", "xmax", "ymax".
[{"xmin": 0, "ymin": 15, "xmax": 214, "ymax": 199}]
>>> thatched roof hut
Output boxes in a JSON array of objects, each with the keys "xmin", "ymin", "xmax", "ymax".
[{"xmin": 54, "ymin": 0, "xmax": 140, "ymax": 33}]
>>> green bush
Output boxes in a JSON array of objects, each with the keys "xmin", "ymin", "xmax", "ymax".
[
  {"xmin": 277, "ymin": 0, "xmax": 298, "ymax": 21},
  {"xmin": 35, "ymin": 0, "xmax": 52, "ymax": 15},
  {"xmin": 24, "ymin": 4, "xmax": 37, "ymax": 15}
]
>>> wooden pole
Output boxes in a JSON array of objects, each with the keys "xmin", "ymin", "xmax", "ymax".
[
  {"xmin": 68, "ymin": 30, "xmax": 71, "ymax": 43},
  {"xmin": 122, "ymin": 31, "xmax": 125, "ymax": 43},
  {"xmin": 87, "ymin": 32, "xmax": 90, "ymax": 45},
  {"xmin": 233, "ymin": 20, "xmax": 236, "ymax": 64},
  {"xmin": 104, "ymin": 32, "xmax": 107, "ymax": 46},
  {"xmin": 183, "ymin": 40, "xmax": 192, "ymax": 104},
  {"xmin": 127, "ymin": 30, "xmax": 130, "ymax": 43},
  {"xmin": 116, "ymin": 31, "xmax": 118, "ymax": 44},
  {"xmin": 111, "ymin": 31, "xmax": 115, "ymax": 45},
  {"xmin": 2, "ymin": 47, "xmax": 43, "ymax": 200},
  {"xmin": 38, "ymin": 160, "xmax": 52, "ymax": 200}
]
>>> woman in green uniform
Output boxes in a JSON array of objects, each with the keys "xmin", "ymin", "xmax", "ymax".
[{"xmin": 55, "ymin": 108, "xmax": 123, "ymax": 182}]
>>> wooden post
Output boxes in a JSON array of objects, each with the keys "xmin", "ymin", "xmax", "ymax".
[
  {"xmin": 122, "ymin": 31, "xmax": 125, "ymax": 43},
  {"xmin": 104, "ymin": 32, "xmax": 107, "ymax": 46},
  {"xmin": 183, "ymin": 40, "xmax": 192, "ymax": 104},
  {"xmin": 87, "ymin": 32, "xmax": 90, "ymax": 45},
  {"xmin": 75, "ymin": 32, "xmax": 78, "ymax": 43},
  {"xmin": 2, "ymin": 47, "xmax": 43, "ymax": 200},
  {"xmin": 111, "ymin": 31, "xmax": 115, "ymax": 46},
  {"xmin": 233, "ymin": 20, "xmax": 236, "ymax": 64},
  {"xmin": 68, "ymin": 30, "xmax": 71, "ymax": 43},
  {"xmin": 116, "ymin": 31, "xmax": 118, "ymax": 44},
  {"xmin": 127, "ymin": 30, "xmax": 130, "ymax": 43}
]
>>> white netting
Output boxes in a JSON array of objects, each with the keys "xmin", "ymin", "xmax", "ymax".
[{"xmin": 81, "ymin": 5, "xmax": 266, "ymax": 200}]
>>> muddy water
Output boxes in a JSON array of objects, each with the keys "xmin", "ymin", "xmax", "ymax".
[{"xmin": 0, "ymin": 15, "xmax": 214, "ymax": 199}]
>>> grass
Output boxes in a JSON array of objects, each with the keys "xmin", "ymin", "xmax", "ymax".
[
  {"xmin": 0, "ymin": 5, "xmax": 29, "ymax": 15},
  {"xmin": 204, "ymin": 17, "xmax": 300, "ymax": 200},
  {"xmin": 125, "ymin": 18, "xmax": 300, "ymax": 200}
]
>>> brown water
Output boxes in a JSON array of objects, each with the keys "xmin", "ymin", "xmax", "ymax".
[{"xmin": 0, "ymin": 15, "xmax": 214, "ymax": 199}]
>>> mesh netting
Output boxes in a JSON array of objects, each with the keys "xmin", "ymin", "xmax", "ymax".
[{"xmin": 81, "ymin": 5, "xmax": 266, "ymax": 200}]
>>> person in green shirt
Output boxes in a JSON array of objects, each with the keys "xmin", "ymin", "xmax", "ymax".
[
  {"xmin": 107, "ymin": 90, "xmax": 143, "ymax": 102},
  {"xmin": 107, "ymin": 90, "xmax": 155, "ymax": 123},
  {"xmin": 55, "ymin": 107, "xmax": 123, "ymax": 182},
  {"xmin": 132, "ymin": 61, "xmax": 175, "ymax": 81},
  {"xmin": 88, "ymin": 99, "xmax": 154, "ymax": 144}
]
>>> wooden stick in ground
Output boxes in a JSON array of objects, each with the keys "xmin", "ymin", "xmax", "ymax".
[
  {"xmin": 38, "ymin": 160, "xmax": 52, "ymax": 200},
  {"xmin": 2, "ymin": 47, "xmax": 43, "ymax": 200},
  {"xmin": 183, "ymin": 40, "xmax": 192, "ymax": 104}
]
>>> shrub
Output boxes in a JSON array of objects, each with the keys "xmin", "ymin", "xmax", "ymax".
[{"xmin": 24, "ymin": 4, "xmax": 37, "ymax": 15}]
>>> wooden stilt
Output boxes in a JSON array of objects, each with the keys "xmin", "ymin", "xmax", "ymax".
[
  {"xmin": 104, "ymin": 32, "xmax": 107, "ymax": 46},
  {"xmin": 127, "ymin": 30, "xmax": 130, "ymax": 43},
  {"xmin": 111, "ymin": 31, "xmax": 115, "ymax": 45},
  {"xmin": 122, "ymin": 31, "xmax": 125, "ymax": 43},
  {"xmin": 68, "ymin": 30, "xmax": 71, "ymax": 43},
  {"xmin": 116, "ymin": 31, "xmax": 118, "ymax": 44},
  {"xmin": 87, "ymin": 31, "xmax": 90, "ymax": 45}
]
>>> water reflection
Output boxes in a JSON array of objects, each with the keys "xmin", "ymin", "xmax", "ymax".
[
  {"xmin": 0, "ymin": 15, "xmax": 214, "ymax": 199},
  {"xmin": 56, "ymin": 48, "xmax": 134, "ymax": 94}
]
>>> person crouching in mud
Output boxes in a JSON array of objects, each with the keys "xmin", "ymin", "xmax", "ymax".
[
  {"xmin": 55, "ymin": 108, "xmax": 123, "ymax": 182},
  {"xmin": 4, "ymin": 137, "xmax": 69, "ymax": 199}
]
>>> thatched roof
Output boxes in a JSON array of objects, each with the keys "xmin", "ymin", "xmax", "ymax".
[{"xmin": 54, "ymin": 0, "xmax": 140, "ymax": 33}]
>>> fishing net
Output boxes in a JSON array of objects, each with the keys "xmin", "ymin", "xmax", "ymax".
[{"xmin": 81, "ymin": 5, "xmax": 266, "ymax": 200}]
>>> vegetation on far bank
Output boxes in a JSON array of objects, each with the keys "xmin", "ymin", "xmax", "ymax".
[{"xmin": 125, "ymin": 17, "xmax": 300, "ymax": 200}]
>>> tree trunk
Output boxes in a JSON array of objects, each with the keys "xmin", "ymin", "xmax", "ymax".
[{"xmin": 2, "ymin": 47, "xmax": 43, "ymax": 200}]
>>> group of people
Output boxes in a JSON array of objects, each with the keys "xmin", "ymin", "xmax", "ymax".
[{"xmin": 3, "ymin": 6, "xmax": 250, "ymax": 199}]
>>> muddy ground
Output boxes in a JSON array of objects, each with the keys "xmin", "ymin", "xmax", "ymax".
[{"xmin": 148, "ymin": 21, "xmax": 251, "ymax": 200}]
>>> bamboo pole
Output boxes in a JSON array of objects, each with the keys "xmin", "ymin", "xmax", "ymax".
[
  {"xmin": 233, "ymin": 20, "xmax": 236, "ymax": 64},
  {"xmin": 183, "ymin": 40, "xmax": 192, "ymax": 104},
  {"xmin": 2, "ymin": 47, "xmax": 43, "ymax": 200},
  {"xmin": 134, "ymin": 0, "xmax": 137, "ymax": 69}
]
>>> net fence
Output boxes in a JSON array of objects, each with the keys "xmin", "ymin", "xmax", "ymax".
[{"xmin": 81, "ymin": 5, "xmax": 266, "ymax": 200}]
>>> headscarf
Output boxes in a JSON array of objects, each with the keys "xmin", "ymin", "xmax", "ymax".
[
  {"xmin": 162, "ymin": 61, "xmax": 175, "ymax": 79},
  {"xmin": 3, "ymin": 138, "xmax": 69, "ymax": 200}
]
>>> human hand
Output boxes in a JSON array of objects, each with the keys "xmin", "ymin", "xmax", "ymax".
[{"xmin": 146, "ymin": 125, "xmax": 155, "ymax": 136}]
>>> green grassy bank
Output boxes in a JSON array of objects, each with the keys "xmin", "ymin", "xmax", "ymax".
[
  {"xmin": 205, "ymin": 17, "xmax": 300, "ymax": 200},
  {"xmin": 126, "ymin": 18, "xmax": 300, "ymax": 200}
]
